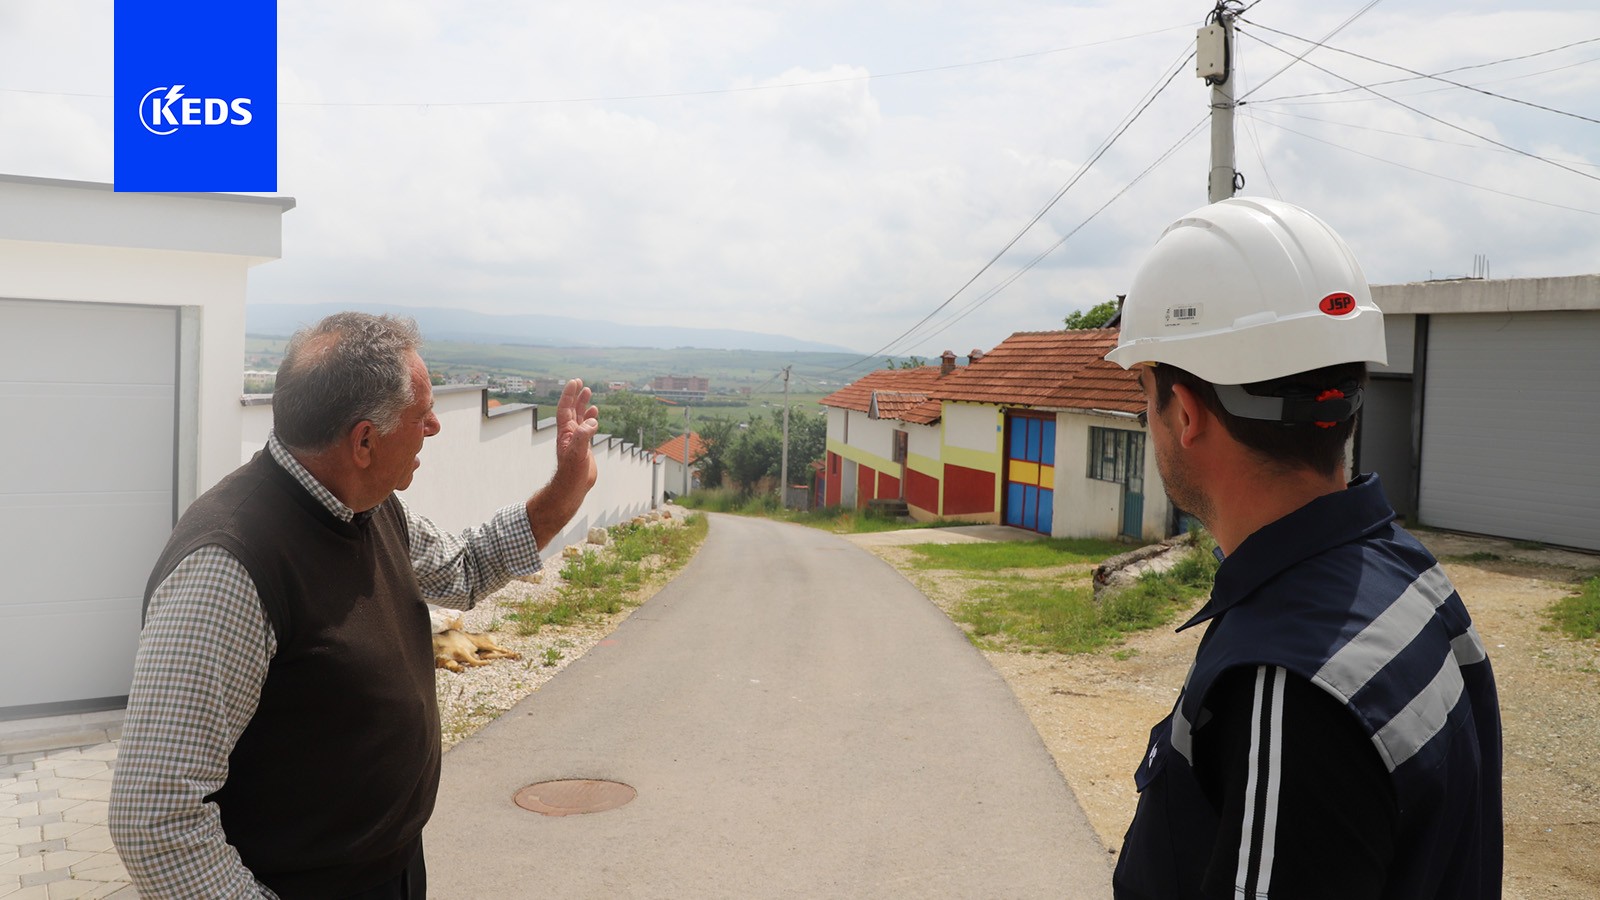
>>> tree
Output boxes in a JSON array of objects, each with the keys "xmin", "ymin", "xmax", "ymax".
[
  {"xmin": 693, "ymin": 416, "xmax": 737, "ymax": 489},
  {"xmin": 884, "ymin": 355, "xmax": 927, "ymax": 370},
  {"xmin": 1064, "ymin": 298, "xmax": 1121, "ymax": 330},
  {"xmin": 772, "ymin": 408, "xmax": 827, "ymax": 485},
  {"xmin": 597, "ymin": 391, "xmax": 673, "ymax": 448}
]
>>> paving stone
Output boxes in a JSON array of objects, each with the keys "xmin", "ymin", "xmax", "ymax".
[
  {"xmin": 99, "ymin": 885, "xmax": 141, "ymax": 899},
  {"xmin": 0, "ymin": 804, "xmax": 39, "ymax": 820},
  {"xmin": 54, "ymin": 785, "xmax": 107, "ymax": 804},
  {"xmin": 18, "ymin": 866, "xmax": 69, "ymax": 887},
  {"xmin": 0, "ymin": 826, "xmax": 44, "ymax": 849},
  {"xmin": 38, "ymin": 850, "xmax": 93, "ymax": 872},
  {"xmin": 6, "ymin": 884, "xmax": 52, "ymax": 900},
  {"xmin": 60, "ymin": 806, "xmax": 107, "ymax": 827},
  {"xmin": 47, "ymin": 766, "xmax": 106, "ymax": 782},
  {"xmin": 74, "ymin": 748, "xmax": 117, "ymax": 764},
  {"xmin": 14, "ymin": 792, "xmax": 57, "ymax": 804},
  {"xmin": 39, "ymin": 823, "xmax": 88, "ymax": 843},
  {"xmin": 62, "ymin": 830, "xmax": 112, "ymax": 855},
  {"xmin": 17, "ymin": 814, "xmax": 60, "ymax": 829},
  {"xmin": 47, "ymin": 879, "xmax": 103, "ymax": 899},
  {"xmin": 16, "ymin": 840, "xmax": 65, "ymax": 856},
  {"xmin": 0, "ymin": 853, "xmax": 45, "ymax": 877},
  {"xmin": 83, "ymin": 883, "xmax": 135, "ymax": 900},
  {"xmin": 35, "ymin": 800, "xmax": 81, "ymax": 817},
  {"xmin": 69, "ymin": 852, "xmax": 128, "ymax": 883}
]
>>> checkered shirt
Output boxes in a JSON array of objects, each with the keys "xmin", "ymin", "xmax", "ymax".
[{"xmin": 109, "ymin": 433, "xmax": 541, "ymax": 898}]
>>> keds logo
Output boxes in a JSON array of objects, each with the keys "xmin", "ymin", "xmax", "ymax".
[{"xmin": 139, "ymin": 85, "xmax": 253, "ymax": 136}]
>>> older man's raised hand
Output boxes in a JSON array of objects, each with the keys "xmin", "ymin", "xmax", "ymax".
[
  {"xmin": 523, "ymin": 379, "xmax": 600, "ymax": 549},
  {"xmin": 555, "ymin": 378, "xmax": 601, "ymax": 486}
]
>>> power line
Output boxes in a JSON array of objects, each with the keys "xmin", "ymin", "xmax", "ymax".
[
  {"xmin": 1250, "ymin": 36, "xmax": 1600, "ymax": 105},
  {"xmin": 1234, "ymin": 38, "xmax": 1284, "ymax": 199},
  {"xmin": 894, "ymin": 118, "xmax": 1210, "ymax": 354},
  {"xmin": 0, "ymin": 25, "xmax": 1192, "ymax": 107},
  {"xmin": 825, "ymin": 43, "xmax": 1197, "ymax": 373},
  {"xmin": 1254, "ymin": 117, "xmax": 1600, "ymax": 216},
  {"xmin": 1240, "ymin": 30, "xmax": 1600, "ymax": 185},
  {"xmin": 1240, "ymin": 20, "xmax": 1600, "ymax": 126},
  {"xmin": 1247, "ymin": 105, "xmax": 1600, "ymax": 169},
  {"xmin": 1235, "ymin": 0, "xmax": 1386, "ymax": 101},
  {"xmin": 1253, "ymin": 54, "xmax": 1600, "ymax": 108}
]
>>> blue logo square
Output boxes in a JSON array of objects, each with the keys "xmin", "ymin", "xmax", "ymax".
[{"xmin": 115, "ymin": 1, "xmax": 278, "ymax": 192}]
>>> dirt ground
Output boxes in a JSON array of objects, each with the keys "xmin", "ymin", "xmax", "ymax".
[{"xmin": 870, "ymin": 531, "xmax": 1600, "ymax": 900}]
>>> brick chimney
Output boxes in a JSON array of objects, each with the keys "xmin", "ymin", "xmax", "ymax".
[
  {"xmin": 968, "ymin": 348, "xmax": 984, "ymax": 365},
  {"xmin": 940, "ymin": 350, "xmax": 957, "ymax": 376}
]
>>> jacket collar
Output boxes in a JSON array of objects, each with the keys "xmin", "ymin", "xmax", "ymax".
[{"xmin": 1176, "ymin": 473, "xmax": 1397, "ymax": 632}]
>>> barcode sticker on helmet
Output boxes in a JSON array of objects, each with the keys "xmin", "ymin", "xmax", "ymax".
[{"xmin": 1164, "ymin": 304, "xmax": 1201, "ymax": 325}]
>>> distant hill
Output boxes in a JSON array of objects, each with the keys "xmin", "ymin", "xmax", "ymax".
[{"xmin": 246, "ymin": 303, "xmax": 858, "ymax": 354}]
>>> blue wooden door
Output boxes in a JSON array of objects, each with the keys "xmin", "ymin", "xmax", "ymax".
[{"xmin": 1004, "ymin": 414, "xmax": 1055, "ymax": 534}]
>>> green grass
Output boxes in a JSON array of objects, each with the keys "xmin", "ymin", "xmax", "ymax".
[
  {"xmin": 1445, "ymin": 551, "xmax": 1503, "ymax": 564},
  {"xmin": 505, "ymin": 514, "xmax": 708, "ymax": 634},
  {"xmin": 677, "ymin": 488, "xmax": 971, "ymax": 534},
  {"xmin": 1546, "ymin": 576, "xmax": 1600, "ymax": 640},
  {"xmin": 908, "ymin": 537, "xmax": 1135, "ymax": 570},
  {"xmin": 947, "ymin": 532, "xmax": 1219, "ymax": 655}
]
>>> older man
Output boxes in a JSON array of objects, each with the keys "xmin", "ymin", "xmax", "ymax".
[{"xmin": 110, "ymin": 313, "xmax": 599, "ymax": 899}]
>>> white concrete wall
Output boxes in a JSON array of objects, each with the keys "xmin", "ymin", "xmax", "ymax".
[
  {"xmin": 943, "ymin": 402, "xmax": 1002, "ymax": 454},
  {"xmin": 1051, "ymin": 413, "xmax": 1171, "ymax": 542},
  {"xmin": 240, "ymin": 386, "xmax": 660, "ymax": 555},
  {"xmin": 907, "ymin": 420, "xmax": 941, "ymax": 460}
]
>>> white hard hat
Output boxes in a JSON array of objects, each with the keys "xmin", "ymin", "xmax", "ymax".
[{"xmin": 1106, "ymin": 197, "xmax": 1386, "ymax": 386}]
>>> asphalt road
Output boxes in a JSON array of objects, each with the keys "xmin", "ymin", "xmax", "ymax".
[{"xmin": 424, "ymin": 513, "xmax": 1113, "ymax": 898}]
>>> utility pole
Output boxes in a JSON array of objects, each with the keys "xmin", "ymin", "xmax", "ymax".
[
  {"xmin": 682, "ymin": 405, "xmax": 692, "ymax": 497},
  {"xmin": 779, "ymin": 366, "xmax": 792, "ymax": 507},
  {"xmin": 1198, "ymin": 1, "xmax": 1241, "ymax": 203}
]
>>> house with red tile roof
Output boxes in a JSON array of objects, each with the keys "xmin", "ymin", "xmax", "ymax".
[
  {"xmin": 820, "ymin": 333, "xmax": 1172, "ymax": 541},
  {"xmin": 653, "ymin": 431, "xmax": 708, "ymax": 497}
]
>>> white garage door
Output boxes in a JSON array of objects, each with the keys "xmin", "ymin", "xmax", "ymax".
[
  {"xmin": 0, "ymin": 298, "xmax": 178, "ymax": 717},
  {"xmin": 1419, "ymin": 311, "xmax": 1600, "ymax": 552}
]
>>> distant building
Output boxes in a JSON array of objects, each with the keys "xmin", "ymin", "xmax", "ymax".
[
  {"xmin": 242, "ymin": 369, "xmax": 276, "ymax": 392},
  {"xmin": 653, "ymin": 431, "xmax": 708, "ymax": 498},
  {"xmin": 648, "ymin": 374, "xmax": 709, "ymax": 403}
]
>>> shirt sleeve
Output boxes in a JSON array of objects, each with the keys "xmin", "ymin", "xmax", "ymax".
[
  {"xmin": 400, "ymin": 495, "xmax": 542, "ymax": 611},
  {"xmin": 108, "ymin": 546, "xmax": 280, "ymax": 899},
  {"xmin": 1194, "ymin": 665, "xmax": 1399, "ymax": 900}
]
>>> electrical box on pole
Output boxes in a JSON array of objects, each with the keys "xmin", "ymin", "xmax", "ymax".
[{"xmin": 1196, "ymin": 24, "xmax": 1228, "ymax": 82}]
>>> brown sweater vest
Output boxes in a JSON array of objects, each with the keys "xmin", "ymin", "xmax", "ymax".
[{"xmin": 144, "ymin": 450, "xmax": 440, "ymax": 899}]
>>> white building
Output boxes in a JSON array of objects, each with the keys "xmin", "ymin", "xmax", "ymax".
[{"xmin": 0, "ymin": 175, "xmax": 294, "ymax": 720}]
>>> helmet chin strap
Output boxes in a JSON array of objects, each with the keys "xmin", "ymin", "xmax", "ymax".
[{"xmin": 1213, "ymin": 381, "xmax": 1364, "ymax": 428}]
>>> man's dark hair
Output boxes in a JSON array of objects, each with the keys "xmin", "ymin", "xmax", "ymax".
[
  {"xmin": 1152, "ymin": 361, "xmax": 1367, "ymax": 478},
  {"xmin": 273, "ymin": 313, "xmax": 422, "ymax": 453}
]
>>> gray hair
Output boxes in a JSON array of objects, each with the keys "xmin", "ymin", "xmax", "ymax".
[{"xmin": 272, "ymin": 312, "xmax": 422, "ymax": 453}]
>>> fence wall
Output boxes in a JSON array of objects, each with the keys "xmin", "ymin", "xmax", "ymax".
[{"xmin": 240, "ymin": 384, "xmax": 660, "ymax": 554}]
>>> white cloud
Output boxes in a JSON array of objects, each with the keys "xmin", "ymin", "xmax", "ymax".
[{"xmin": 2, "ymin": 0, "xmax": 1598, "ymax": 358}]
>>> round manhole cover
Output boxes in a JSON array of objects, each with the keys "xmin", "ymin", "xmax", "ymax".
[{"xmin": 514, "ymin": 779, "xmax": 637, "ymax": 817}]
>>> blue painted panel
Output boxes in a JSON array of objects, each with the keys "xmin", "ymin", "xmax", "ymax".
[
  {"xmin": 1027, "ymin": 419, "xmax": 1041, "ymax": 462},
  {"xmin": 1042, "ymin": 420, "xmax": 1056, "ymax": 463},
  {"xmin": 1010, "ymin": 422, "xmax": 1026, "ymax": 459},
  {"xmin": 1039, "ymin": 488, "xmax": 1054, "ymax": 534},
  {"xmin": 1005, "ymin": 482, "xmax": 1025, "ymax": 526},
  {"xmin": 1023, "ymin": 485, "xmax": 1037, "ymax": 529}
]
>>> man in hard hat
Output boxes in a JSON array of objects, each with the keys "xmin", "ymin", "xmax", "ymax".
[{"xmin": 1105, "ymin": 198, "xmax": 1501, "ymax": 899}]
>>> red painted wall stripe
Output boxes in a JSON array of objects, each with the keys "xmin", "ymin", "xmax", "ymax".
[
  {"xmin": 906, "ymin": 468, "xmax": 939, "ymax": 513},
  {"xmin": 943, "ymin": 464, "xmax": 995, "ymax": 515}
]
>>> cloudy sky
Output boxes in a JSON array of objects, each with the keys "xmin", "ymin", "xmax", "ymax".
[{"xmin": 3, "ymin": 1, "xmax": 1598, "ymax": 360}]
